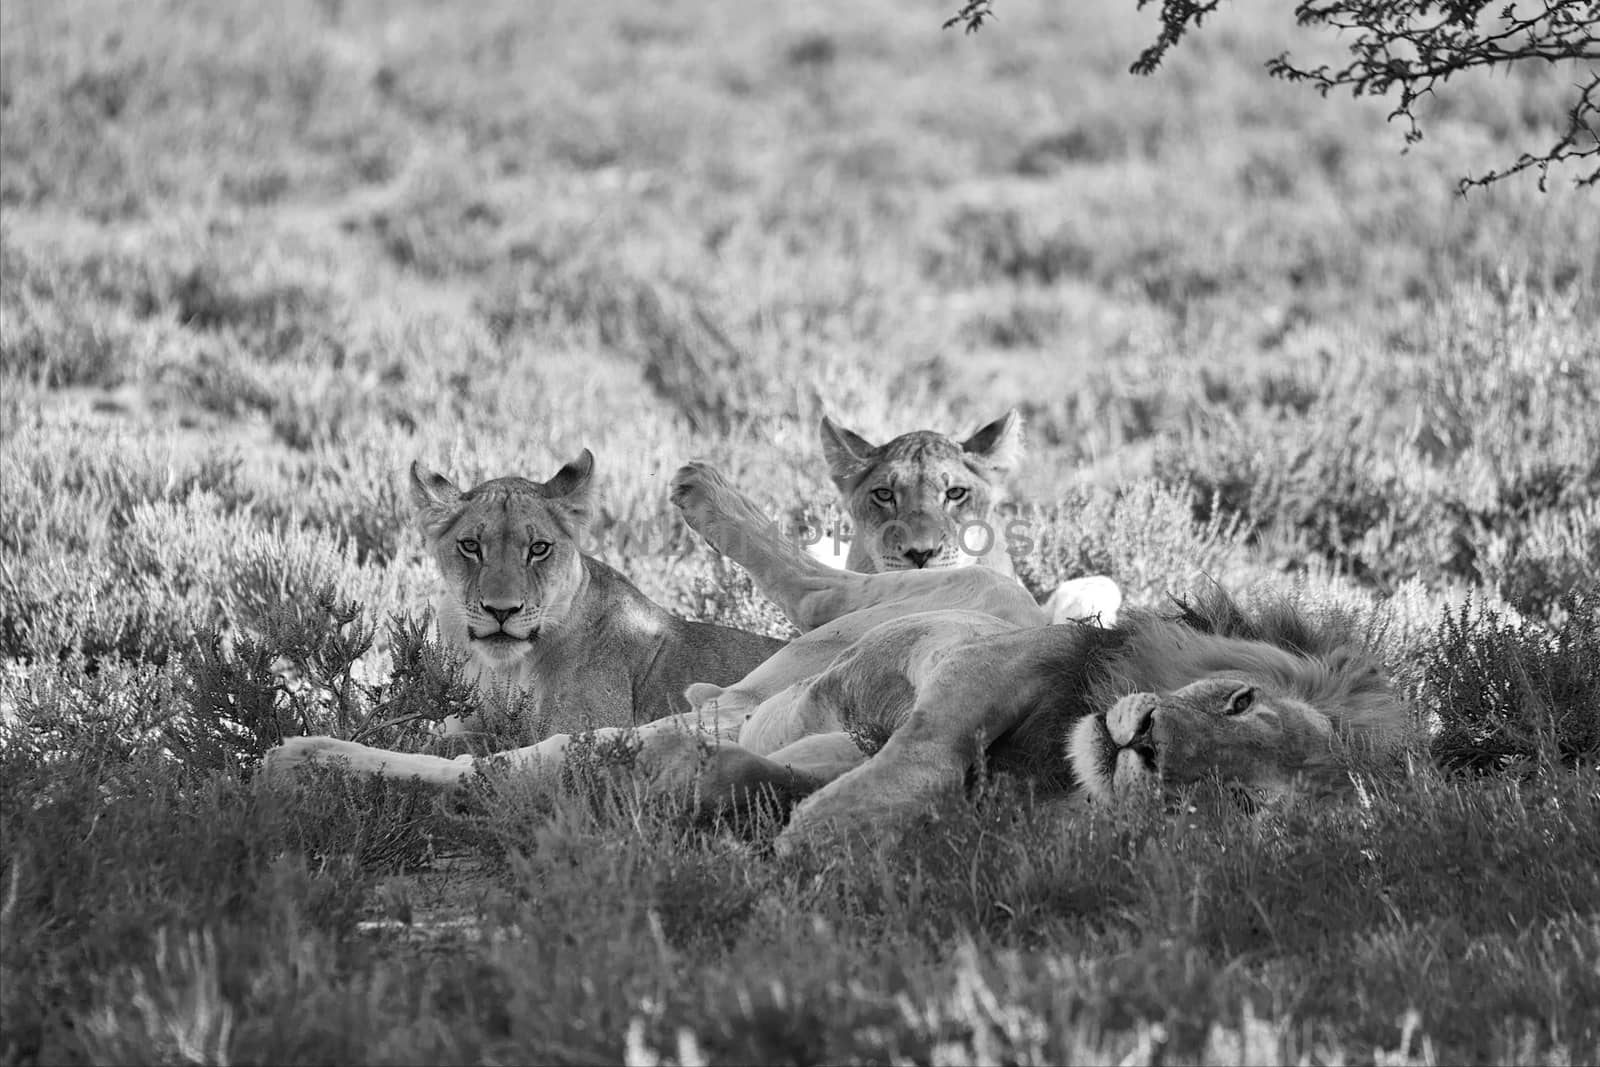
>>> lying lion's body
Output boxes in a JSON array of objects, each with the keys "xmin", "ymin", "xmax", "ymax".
[
  {"xmin": 768, "ymin": 591, "xmax": 1406, "ymax": 847},
  {"xmin": 270, "ymin": 462, "xmax": 1410, "ymax": 849},
  {"xmin": 409, "ymin": 454, "xmax": 784, "ymax": 743}
]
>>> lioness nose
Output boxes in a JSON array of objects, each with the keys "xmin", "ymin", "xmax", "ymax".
[
  {"xmin": 482, "ymin": 602, "xmax": 523, "ymax": 625},
  {"xmin": 903, "ymin": 548, "xmax": 937, "ymax": 569}
]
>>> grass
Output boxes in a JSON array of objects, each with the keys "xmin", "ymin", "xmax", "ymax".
[{"xmin": 1, "ymin": 0, "xmax": 1597, "ymax": 1062}]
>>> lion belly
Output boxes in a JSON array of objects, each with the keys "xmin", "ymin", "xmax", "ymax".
[{"xmin": 737, "ymin": 609, "xmax": 1018, "ymax": 757}]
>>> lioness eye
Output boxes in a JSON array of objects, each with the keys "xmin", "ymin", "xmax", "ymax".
[
  {"xmin": 457, "ymin": 538, "xmax": 481, "ymax": 558},
  {"xmin": 870, "ymin": 488, "xmax": 895, "ymax": 505},
  {"xmin": 527, "ymin": 541, "xmax": 552, "ymax": 561},
  {"xmin": 1224, "ymin": 686, "xmax": 1255, "ymax": 716},
  {"xmin": 945, "ymin": 487, "xmax": 969, "ymax": 503}
]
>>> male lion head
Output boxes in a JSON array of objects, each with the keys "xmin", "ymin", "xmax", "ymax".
[
  {"xmin": 820, "ymin": 410, "xmax": 1023, "ymax": 573},
  {"xmin": 409, "ymin": 451, "xmax": 596, "ymax": 672},
  {"xmin": 1068, "ymin": 675, "xmax": 1388, "ymax": 803}
]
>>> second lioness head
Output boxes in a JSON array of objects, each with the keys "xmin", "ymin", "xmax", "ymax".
[{"xmin": 820, "ymin": 410, "xmax": 1023, "ymax": 573}]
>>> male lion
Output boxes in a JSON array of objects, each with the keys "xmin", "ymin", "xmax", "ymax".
[
  {"xmin": 268, "ymin": 461, "xmax": 1410, "ymax": 850},
  {"xmin": 818, "ymin": 409, "xmax": 1121, "ymax": 625},
  {"xmin": 407, "ymin": 451, "xmax": 784, "ymax": 744}
]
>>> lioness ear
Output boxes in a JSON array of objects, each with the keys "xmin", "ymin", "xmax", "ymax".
[
  {"xmin": 409, "ymin": 461, "xmax": 463, "ymax": 536},
  {"xmin": 542, "ymin": 448, "xmax": 597, "ymax": 524},
  {"xmin": 962, "ymin": 409, "xmax": 1024, "ymax": 473},
  {"xmin": 819, "ymin": 415, "xmax": 879, "ymax": 487}
]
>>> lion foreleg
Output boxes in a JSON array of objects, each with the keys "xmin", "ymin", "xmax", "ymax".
[
  {"xmin": 263, "ymin": 736, "xmax": 477, "ymax": 788},
  {"xmin": 777, "ymin": 728, "xmax": 974, "ymax": 855}
]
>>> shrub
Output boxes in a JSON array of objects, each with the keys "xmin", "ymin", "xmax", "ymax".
[
  {"xmin": 673, "ymin": 554, "xmax": 797, "ymax": 640},
  {"xmin": 1008, "ymin": 479, "xmax": 1248, "ymax": 605},
  {"xmin": 179, "ymin": 592, "xmax": 476, "ymax": 771},
  {"xmin": 1156, "ymin": 411, "xmax": 1451, "ymax": 590},
  {"xmin": 350, "ymin": 159, "xmax": 507, "ymax": 277},
  {"xmin": 0, "ymin": 241, "xmax": 154, "ymax": 388},
  {"xmin": 1422, "ymin": 591, "xmax": 1600, "ymax": 775},
  {"xmin": 1448, "ymin": 476, "xmax": 1599, "ymax": 621},
  {"xmin": 477, "ymin": 264, "xmax": 790, "ymax": 437},
  {"xmin": 0, "ymin": 656, "xmax": 185, "ymax": 768},
  {"xmin": 167, "ymin": 261, "xmax": 340, "ymax": 362}
]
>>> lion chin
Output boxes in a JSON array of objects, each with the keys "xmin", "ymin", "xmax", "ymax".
[
  {"xmin": 1068, "ymin": 714, "xmax": 1157, "ymax": 800},
  {"xmin": 467, "ymin": 630, "xmax": 537, "ymax": 664}
]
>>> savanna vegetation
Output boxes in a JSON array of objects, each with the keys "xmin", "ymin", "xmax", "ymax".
[{"xmin": 1, "ymin": 0, "xmax": 1596, "ymax": 1063}]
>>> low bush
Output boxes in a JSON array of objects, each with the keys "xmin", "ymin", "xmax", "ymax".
[{"xmin": 1423, "ymin": 590, "xmax": 1600, "ymax": 775}]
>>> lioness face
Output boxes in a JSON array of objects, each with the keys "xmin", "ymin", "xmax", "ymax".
[
  {"xmin": 409, "ymin": 451, "xmax": 596, "ymax": 670},
  {"xmin": 820, "ymin": 410, "xmax": 1022, "ymax": 572},
  {"xmin": 1068, "ymin": 677, "xmax": 1336, "ymax": 801}
]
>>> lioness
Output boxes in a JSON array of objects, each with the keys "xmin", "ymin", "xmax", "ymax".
[
  {"xmin": 270, "ymin": 462, "xmax": 1410, "ymax": 849},
  {"xmin": 820, "ymin": 410, "xmax": 1022, "ymax": 574},
  {"xmin": 819, "ymin": 410, "xmax": 1121, "ymax": 625},
  {"xmin": 409, "ymin": 451, "xmax": 784, "ymax": 743}
]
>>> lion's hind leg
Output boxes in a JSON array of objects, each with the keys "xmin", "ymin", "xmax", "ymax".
[
  {"xmin": 765, "ymin": 731, "xmax": 867, "ymax": 782},
  {"xmin": 690, "ymin": 740, "xmax": 832, "ymax": 820},
  {"xmin": 531, "ymin": 725, "xmax": 829, "ymax": 824}
]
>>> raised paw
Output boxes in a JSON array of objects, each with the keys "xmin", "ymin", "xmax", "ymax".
[
  {"xmin": 668, "ymin": 462, "xmax": 729, "ymax": 519},
  {"xmin": 669, "ymin": 462, "xmax": 770, "ymax": 543}
]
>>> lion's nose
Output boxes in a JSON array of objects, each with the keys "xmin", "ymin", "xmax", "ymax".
[
  {"xmin": 482, "ymin": 602, "xmax": 523, "ymax": 625},
  {"xmin": 1127, "ymin": 707, "xmax": 1156, "ymax": 759},
  {"xmin": 903, "ymin": 548, "xmax": 937, "ymax": 569}
]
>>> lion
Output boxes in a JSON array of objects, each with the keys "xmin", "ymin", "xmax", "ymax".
[
  {"xmin": 406, "ymin": 451, "xmax": 784, "ymax": 744},
  {"xmin": 267, "ymin": 461, "xmax": 1411, "ymax": 850},
  {"xmin": 1066, "ymin": 650, "xmax": 1401, "ymax": 804},
  {"xmin": 819, "ymin": 409, "xmax": 1024, "ymax": 574},
  {"xmin": 818, "ymin": 410, "xmax": 1122, "ymax": 625}
]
